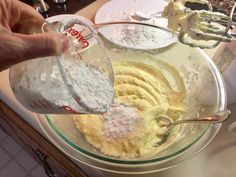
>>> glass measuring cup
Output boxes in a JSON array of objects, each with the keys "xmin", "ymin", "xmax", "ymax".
[{"xmin": 9, "ymin": 16, "xmax": 114, "ymax": 114}]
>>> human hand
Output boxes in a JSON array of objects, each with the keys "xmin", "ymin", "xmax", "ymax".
[{"xmin": 0, "ymin": 0, "xmax": 71, "ymax": 71}]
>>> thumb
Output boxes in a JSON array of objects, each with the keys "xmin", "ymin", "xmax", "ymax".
[
  {"xmin": 0, "ymin": 32, "xmax": 71, "ymax": 70},
  {"xmin": 13, "ymin": 33, "xmax": 71, "ymax": 59}
]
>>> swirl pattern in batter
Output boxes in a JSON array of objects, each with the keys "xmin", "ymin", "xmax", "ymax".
[{"xmin": 73, "ymin": 60, "xmax": 186, "ymax": 158}]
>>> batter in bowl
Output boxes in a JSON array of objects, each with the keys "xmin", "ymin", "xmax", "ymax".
[{"xmin": 73, "ymin": 60, "xmax": 187, "ymax": 159}]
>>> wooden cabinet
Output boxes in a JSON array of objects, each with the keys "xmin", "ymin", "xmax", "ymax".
[{"xmin": 0, "ymin": 100, "xmax": 89, "ymax": 177}]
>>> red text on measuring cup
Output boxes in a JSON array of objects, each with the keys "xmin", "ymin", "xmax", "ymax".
[{"xmin": 64, "ymin": 27, "xmax": 89, "ymax": 49}]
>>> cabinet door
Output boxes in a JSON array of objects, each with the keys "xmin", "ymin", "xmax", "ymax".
[
  {"xmin": 0, "ymin": 115, "xmax": 26, "ymax": 148},
  {"xmin": 0, "ymin": 115, "xmax": 13, "ymax": 135},
  {"xmin": 26, "ymin": 144, "xmax": 69, "ymax": 177},
  {"xmin": 0, "ymin": 100, "xmax": 89, "ymax": 177}
]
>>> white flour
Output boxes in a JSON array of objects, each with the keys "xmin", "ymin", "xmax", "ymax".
[
  {"xmin": 60, "ymin": 58, "xmax": 114, "ymax": 113},
  {"xmin": 102, "ymin": 101, "xmax": 140, "ymax": 141},
  {"xmin": 11, "ymin": 57, "xmax": 114, "ymax": 114},
  {"xmin": 99, "ymin": 22, "xmax": 177, "ymax": 50},
  {"xmin": 98, "ymin": 11, "xmax": 176, "ymax": 50}
]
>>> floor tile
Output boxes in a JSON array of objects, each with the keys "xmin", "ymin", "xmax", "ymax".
[
  {"xmin": 0, "ymin": 160, "xmax": 27, "ymax": 177},
  {"xmin": 0, "ymin": 147, "xmax": 11, "ymax": 168},
  {"xmin": 0, "ymin": 128, "xmax": 8, "ymax": 141},
  {"xmin": 31, "ymin": 166, "xmax": 48, "ymax": 177},
  {"xmin": 15, "ymin": 150, "xmax": 38, "ymax": 172},
  {"xmin": 1, "ymin": 136, "xmax": 22, "ymax": 156}
]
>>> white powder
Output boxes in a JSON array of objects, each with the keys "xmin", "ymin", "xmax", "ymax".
[
  {"xmin": 60, "ymin": 58, "xmax": 115, "ymax": 113},
  {"xmin": 98, "ymin": 11, "xmax": 175, "ymax": 50},
  {"xmin": 11, "ymin": 57, "xmax": 114, "ymax": 114},
  {"xmin": 99, "ymin": 23, "xmax": 177, "ymax": 50},
  {"xmin": 102, "ymin": 101, "xmax": 140, "ymax": 141}
]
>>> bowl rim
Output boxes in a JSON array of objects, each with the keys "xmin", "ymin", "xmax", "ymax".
[{"xmin": 45, "ymin": 114, "xmax": 211, "ymax": 164}]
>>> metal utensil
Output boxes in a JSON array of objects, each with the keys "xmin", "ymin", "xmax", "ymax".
[
  {"xmin": 162, "ymin": 0, "xmax": 236, "ymax": 48},
  {"xmin": 33, "ymin": 0, "xmax": 50, "ymax": 13},
  {"xmin": 158, "ymin": 109, "xmax": 231, "ymax": 133},
  {"xmin": 176, "ymin": 8, "xmax": 236, "ymax": 48},
  {"xmin": 129, "ymin": 1, "xmax": 236, "ymax": 49},
  {"xmin": 130, "ymin": 11, "xmax": 162, "ymax": 21},
  {"xmin": 52, "ymin": 0, "xmax": 67, "ymax": 4}
]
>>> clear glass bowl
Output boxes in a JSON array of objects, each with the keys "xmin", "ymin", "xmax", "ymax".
[{"xmin": 38, "ymin": 21, "xmax": 226, "ymax": 174}]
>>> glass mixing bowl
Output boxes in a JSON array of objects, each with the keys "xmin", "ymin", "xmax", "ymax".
[{"xmin": 38, "ymin": 20, "xmax": 227, "ymax": 174}]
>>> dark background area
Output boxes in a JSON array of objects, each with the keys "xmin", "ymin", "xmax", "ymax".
[{"xmin": 20, "ymin": 0, "xmax": 95, "ymax": 18}]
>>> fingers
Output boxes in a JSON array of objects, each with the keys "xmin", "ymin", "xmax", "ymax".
[
  {"xmin": 15, "ymin": 32, "xmax": 71, "ymax": 57},
  {"xmin": 0, "ymin": 33, "xmax": 71, "ymax": 71},
  {"xmin": 8, "ymin": 0, "xmax": 43, "ymax": 30},
  {"xmin": 15, "ymin": 0, "xmax": 43, "ymax": 21}
]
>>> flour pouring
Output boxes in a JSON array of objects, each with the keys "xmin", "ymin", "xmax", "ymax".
[{"xmin": 9, "ymin": 16, "xmax": 115, "ymax": 114}]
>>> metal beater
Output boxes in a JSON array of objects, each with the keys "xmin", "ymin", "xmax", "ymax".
[{"xmin": 162, "ymin": 0, "xmax": 236, "ymax": 48}]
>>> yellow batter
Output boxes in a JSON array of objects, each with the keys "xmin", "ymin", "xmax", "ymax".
[{"xmin": 73, "ymin": 60, "xmax": 186, "ymax": 159}]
